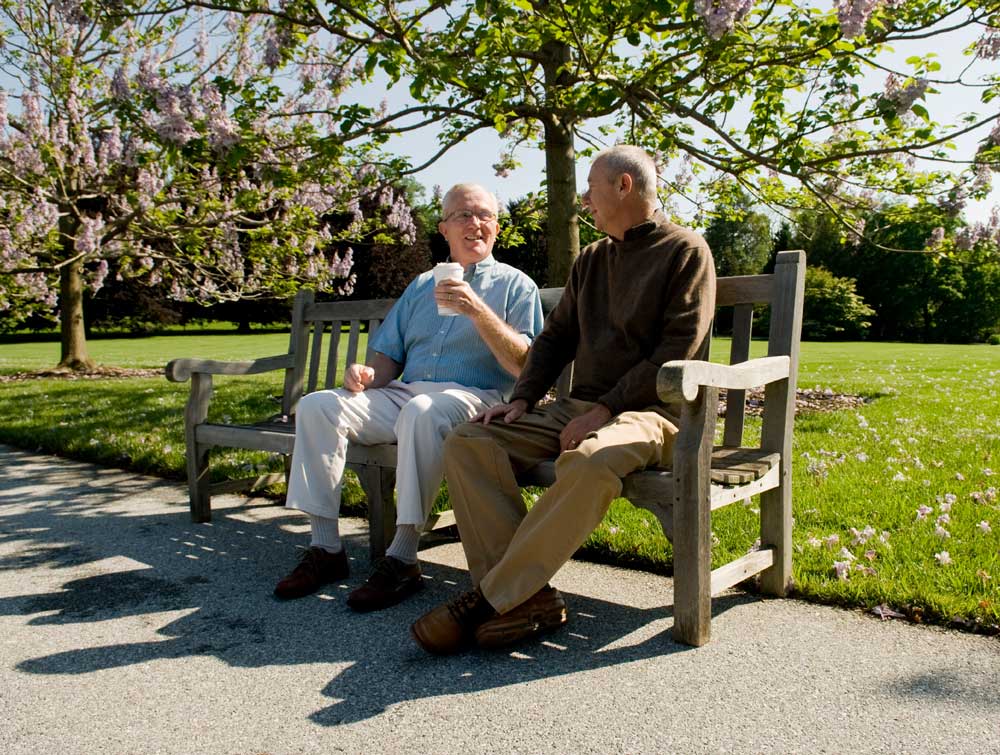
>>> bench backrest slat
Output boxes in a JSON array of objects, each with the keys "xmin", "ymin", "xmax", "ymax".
[
  {"xmin": 306, "ymin": 322, "xmax": 325, "ymax": 395},
  {"xmin": 345, "ymin": 320, "xmax": 362, "ymax": 369},
  {"xmin": 716, "ymin": 274, "xmax": 773, "ymax": 307},
  {"xmin": 722, "ymin": 302, "xmax": 754, "ymax": 447},
  {"xmin": 366, "ymin": 319, "xmax": 384, "ymax": 363},
  {"xmin": 538, "ymin": 287, "xmax": 573, "ymax": 398},
  {"xmin": 283, "ymin": 289, "xmax": 316, "ymax": 416},
  {"xmin": 324, "ymin": 321, "xmax": 344, "ymax": 390}
]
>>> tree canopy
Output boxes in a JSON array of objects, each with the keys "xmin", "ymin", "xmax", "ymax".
[
  {"xmin": 703, "ymin": 186, "xmax": 774, "ymax": 277},
  {"xmin": 165, "ymin": 0, "xmax": 999, "ymax": 281}
]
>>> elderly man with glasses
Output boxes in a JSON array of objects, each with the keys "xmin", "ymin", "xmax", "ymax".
[{"xmin": 275, "ymin": 183, "xmax": 543, "ymax": 611}]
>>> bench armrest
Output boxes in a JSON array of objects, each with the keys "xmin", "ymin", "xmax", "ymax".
[
  {"xmin": 165, "ymin": 354, "xmax": 296, "ymax": 382},
  {"xmin": 657, "ymin": 356, "xmax": 790, "ymax": 403}
]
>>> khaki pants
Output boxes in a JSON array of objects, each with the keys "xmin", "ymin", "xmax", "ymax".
[{"xmin": 442, "ymin": 397, "xmax": 678, "ymax": 614}]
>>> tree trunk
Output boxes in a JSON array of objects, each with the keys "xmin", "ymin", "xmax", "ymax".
[
  {"xmin": 543, "ymin": 116, "xmax": 579, "ymax": 286},
  {"xmin": 540, "ymin": 38, "xmax": 579, "ymax": 286},
  {"xmin": 58, "ymin": 256, "xmax": 95, "ymax": 371}
]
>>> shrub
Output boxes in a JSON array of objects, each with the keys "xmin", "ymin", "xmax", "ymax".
[{"xmin": 802, "ymin": 266, "xmax": 874, "ymax": 340}]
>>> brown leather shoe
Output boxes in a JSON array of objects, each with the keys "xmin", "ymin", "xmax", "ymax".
[
  {"xmin": 474, "ymin": 586, "xmax": 568, "ymax": 649},
  {"xmin": 411, "ymin": 589, "xmax": 497, "ymax": 655},
  {"xmin": 274, "ymin": 546, "xmax": 349, "ymax": 600},
  {"xmin": 346, "ymin": 556, "xmax": 423, "ymax": 612}
]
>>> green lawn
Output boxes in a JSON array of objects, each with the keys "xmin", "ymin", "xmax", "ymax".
[{"xmin": 1, "ymin": 335, "xmax": 998, "ymax": 632}]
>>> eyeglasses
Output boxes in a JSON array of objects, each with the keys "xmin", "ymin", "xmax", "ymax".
[{"xmin": 444, "ymin": 209, "xmax": 497, "ymax": 223}]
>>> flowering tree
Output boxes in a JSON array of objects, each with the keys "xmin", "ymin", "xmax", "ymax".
[
  {"xmin": 0, "ymin": 2, "xmax": 414, "ymax": 369},
  {"xmin": 170, "ymin": 0, "xmax": 999, "ymax": 284}
]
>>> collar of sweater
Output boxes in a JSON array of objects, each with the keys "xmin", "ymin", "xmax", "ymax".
[{"xmin": 610, "ymin": 211, "xmax": 665, "ymax": 246}]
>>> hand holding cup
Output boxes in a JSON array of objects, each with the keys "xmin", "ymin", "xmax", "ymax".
[{"xmin": 432, "ymin": 262, "xmax": 464, "ymax": 316}]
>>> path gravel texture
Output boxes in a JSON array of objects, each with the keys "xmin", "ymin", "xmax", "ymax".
[{"xmin": 1, "ymin": 444, "xmax": 998, "ymax": 755}]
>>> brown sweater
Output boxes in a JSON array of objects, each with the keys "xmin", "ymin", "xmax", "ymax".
[{"xmin": 510, "ymin": 212, "xmax": 716, "ymax": 415}]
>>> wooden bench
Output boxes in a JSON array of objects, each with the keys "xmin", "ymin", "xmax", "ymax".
[{"xmin": 166, "ymin": 250, "xmax": 805, "ymax": 646}]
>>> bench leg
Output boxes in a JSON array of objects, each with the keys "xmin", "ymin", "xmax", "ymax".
[
  {"xmin": 184, "ymin": 373, "xmax": 213, "ymax": 523},
  {"xmin": 187, "ymin": 442, "xmax": 212, "ymax": 523},
  {"xmin": 358, "ymin": 465, "xmax": 396, "ymax": 563},
  {"xmin": 671, "ymin": 387, "xmax": 715, "ymax": 647},
  {"xmin": 759, "ymin": 480, "xmax": 792, "ymax": 596}
]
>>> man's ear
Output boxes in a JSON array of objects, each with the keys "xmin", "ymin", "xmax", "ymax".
[
  {"xmin": 438, "ymin": 221, "xmax": 446, "ymax": 236},
  {"xmin": 618, "ymin": 172, "xmax": 633, "ymax": 196}
]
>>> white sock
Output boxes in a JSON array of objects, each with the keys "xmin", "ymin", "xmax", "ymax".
[
  {"xmin": 385, "ymin": 524, "xmax": 420, "ymax": 564},
  {"xmin": 309, "ymin": 514, "xmax": 341, "ymax": 554}
]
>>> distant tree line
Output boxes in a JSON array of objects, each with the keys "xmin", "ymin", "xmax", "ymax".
[
  {"xmin": 13, "ymin": 184, "xmax": 1000, "ymax": 346},
  {"xmin": 703, "ymin": 190, "xmax": 1000, "ymax": 344}
]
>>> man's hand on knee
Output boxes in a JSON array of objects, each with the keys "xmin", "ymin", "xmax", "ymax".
[
  {"xmin": 344, "ymin": 363, "xmax": 375, "ymax": 392},
  {"xmin": 474, "ymin": 398, "xmax": 527, "ymax": 425},
  {"xmin": 560, "ymin": 404, "xmax": 612, "ymax": 451}
]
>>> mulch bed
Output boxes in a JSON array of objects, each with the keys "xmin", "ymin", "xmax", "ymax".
[
  {"xmin": 720, "ymin": 386, "xmax": 869, "ymax": 416},
  {"xmin": 0, "ymin": 367, "xmax": 164, "ymax": 383}
]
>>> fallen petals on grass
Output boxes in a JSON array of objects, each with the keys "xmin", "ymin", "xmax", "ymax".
[
  {"xmin": 916, "ymin": 505, "xmax": 933, "ymax": 520},
  {"xmin": 935, "ymin": 525, "xmax": 951, "ymax": 539},
  {"xmin": 850, "ymin": 525, "xmax": 876, "ymax": 545},
  {"xmin": 838, "ymin": 546, "xmax": 857, "ymax": 562},
  {"xmin": 935, "ymin": 551, "xmax": 952, "ymax": 566},
  {"xmin": 833, "ymin": 561, "xmax": 852, "ymax": 580},
  {"xmin": 871, "ymin": 604, "xmax": 906, "ymax": 620},
  {"xmin": 978, "ymin": 520, "xmax": 992, "ymax": 533}
]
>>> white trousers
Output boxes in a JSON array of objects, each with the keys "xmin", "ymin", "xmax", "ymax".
[{"xmin": 285, "ymin": 380, "xmax": 502, "ymax": 527}]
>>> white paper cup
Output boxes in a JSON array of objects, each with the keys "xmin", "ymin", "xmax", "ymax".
[{"xmin": 433, "ymin": 262, "xmax": 464, "ymax": 315}]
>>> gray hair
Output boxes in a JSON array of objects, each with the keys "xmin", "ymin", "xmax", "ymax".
[
  {"xmin": 593, "ymin": 145, "xmax": 659, "ymax": 204},
  {"xmin": 441, "ymin": 183, "xmax": 499, "ymax": 217}
]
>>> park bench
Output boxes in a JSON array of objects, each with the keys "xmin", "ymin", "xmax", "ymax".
[{"xmin": 165, "ymin": 249, "xmax": 805, "ymax": 646}]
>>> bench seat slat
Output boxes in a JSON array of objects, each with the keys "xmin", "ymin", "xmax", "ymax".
[{"xmin": 518, "ymin": 446, "xmax": 778, "ymax": 489}]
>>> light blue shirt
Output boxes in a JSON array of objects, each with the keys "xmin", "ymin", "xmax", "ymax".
[{"xmin": 369, "ymin": 256, "xmax": 543, "ymax": 397}]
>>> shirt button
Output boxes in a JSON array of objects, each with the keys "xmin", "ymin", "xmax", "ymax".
[{"xmin": 432, "ymin": 352, "xmax": 438, "ymax": 357}]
